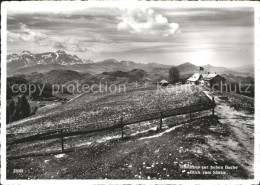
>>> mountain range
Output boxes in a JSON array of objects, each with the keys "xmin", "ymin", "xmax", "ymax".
[
  {"xmin": 7, "ymin": 50, "xmax": 255, "ymax": 100},
  {"xmin": 7, "ymin": 50, "xmax": 92, "ymax": 68},
  {"xmin": 7, "ymin": 50, "xmax": 254, "ymax": 78}
]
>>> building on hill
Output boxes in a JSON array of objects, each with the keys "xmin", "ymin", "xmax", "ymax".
[
  {"xmin": 186, "ymin": 73, "xmax": 203, "ymax": 85},
  {"xmin": 186, "ymin": 73, "xmax": 225, "ymax": 87},
  {"xmin": 159, "ymin": 79, "xmax": 170, "ymax": 86},
  {"xmin": 203, "ymin": 73, "xmax": 226, "ymax": 87}
]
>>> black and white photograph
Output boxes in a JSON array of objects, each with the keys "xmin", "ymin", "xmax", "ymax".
[{"xmin": 1, "ymin": 1, "xmax": 259, "ymax": 184}]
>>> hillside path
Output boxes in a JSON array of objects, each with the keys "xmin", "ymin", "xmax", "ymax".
[{"xmin": 203, "ymin": 91, "xmax": 254, "ymax": 177}]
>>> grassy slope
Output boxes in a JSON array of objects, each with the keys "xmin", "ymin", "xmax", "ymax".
[
  {"xmin": 6, "ymin": 85, "xmax": 254, "ymax": 179},
  {"xmin": 7, "ymin": 85, "xmax": 209, "ymax": 133}
]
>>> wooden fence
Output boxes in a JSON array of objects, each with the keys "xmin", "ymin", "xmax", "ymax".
[{"xmin": 7, "ymin": 96, "xmax": 216, "ymax": 157}]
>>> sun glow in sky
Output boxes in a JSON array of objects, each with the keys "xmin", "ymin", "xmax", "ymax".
[
  {"xmin": 6, "ymin": 2, "xmax": 254, "ymax": 68},
  {"xmin": 187, "ymin": 50, "xmax": 214, "ymax": 67}
]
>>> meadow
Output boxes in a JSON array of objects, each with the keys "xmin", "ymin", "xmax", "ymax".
[
  {"xmin": 7, "ymin": 84, "xmax": 210, "ymax": 134},
  {"xmin": 7, "ymin": 84, "xmax": 254, "ymax": 179}
]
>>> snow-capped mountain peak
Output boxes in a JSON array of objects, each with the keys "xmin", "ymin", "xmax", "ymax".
[
  {"xmin": 7, "ymin": 50, "xmax": 93, "ymax": 68},
  {"xmin": 21, "ymin": 51, "xmax": 33, "ymax": 56},
  {"xmin": 56, "ymin": 50, "xmax": 66, "ymax": 54}
]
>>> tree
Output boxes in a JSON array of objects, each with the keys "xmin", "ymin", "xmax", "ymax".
[
  {"xmin": 6, "ymin": 96, "xmax": 37, "ymax": 123},
  {"xmin": 168, "ymin": 67, "xmax": 180, "ymax": 84},
  {"xmin": 7, "ymin": 100, "xmax": 15, "ymax": 123},
  {"xmin": 15, "ymin": 95, "xmax": 31, "ymax": 120}
]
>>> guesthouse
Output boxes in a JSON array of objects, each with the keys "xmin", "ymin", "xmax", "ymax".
[
  {"xmin": 187, "ymin": 73, "xmax": 225, "ymax": 87},
  {"xmin": 186, "ymin": 73, "xmax": 204, "ymax": 85},
  {"xmin": 203, "ymin": 74, "xmax": 226, "ymax": 87}
]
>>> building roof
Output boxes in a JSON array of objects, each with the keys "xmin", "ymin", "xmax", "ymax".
[
  {"xmin": 203, "ymin": 74, "xmax": 218, "ymax": 81},
  {"xmin": 187, "ymin": 73, "xmax": 200, "ymax": 82},
  {"xmin": 187, "ymin": 73, "xmax": 224, "ymax": 82},
  {"xmin": 201, "ymin": 74, "xmax": 208, "ymax": 78},
  {"xmin": 159, "ymin": 79, "xmax": 169, "ymax": 84}
]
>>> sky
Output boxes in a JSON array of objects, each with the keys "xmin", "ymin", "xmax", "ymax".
[{"xmin": 6, "ymin": 3, "xmax": 255, "ymax": 68}]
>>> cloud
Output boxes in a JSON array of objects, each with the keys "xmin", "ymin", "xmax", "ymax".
[
  {"xmin": 94, "ymin": 33, "xmax": 113, "ymax": 44},
  {"xmin": 7, "ymin": 23, "xmax": 48, "ymax": 44},
  {"xmin": 52, "ymin": 38, "xmax": 88, "ymax": 52},
  {"xmin": 7, "ymin": 31, "xmax": 22, "ymax": 42},
  {"xmin": 117, "ymin": 8, "xmax": 180, "ymax": 36},
  {"xmin": 7, "ymin": 23, "xmax": 89, "ymax": 52}
]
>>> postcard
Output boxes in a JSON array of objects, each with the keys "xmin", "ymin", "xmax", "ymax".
[{"xmin": 1, "ymin": 1, "xmax": 259, "ymax": 185}]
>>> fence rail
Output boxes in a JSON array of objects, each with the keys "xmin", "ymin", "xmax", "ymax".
[{"xmin": 7, "ymin": 96, "xmax": 216, "ymax": 157}]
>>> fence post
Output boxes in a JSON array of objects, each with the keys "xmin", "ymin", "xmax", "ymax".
[
  {"xmin": 212, "ymin": 96, "xmax": 215, "ymax": 116},
  {"xmin": 160, "ymin": 112, "xmax": 163, "ymax": 130},
  {"xmin": 120, "ymin": 118, "xmax": 124, "ymax": 138},
  {"xmin": 60, "ymin": 129, "xmax": 64, "ymax": 153}
]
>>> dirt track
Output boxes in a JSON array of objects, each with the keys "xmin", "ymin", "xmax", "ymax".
[{"xmin": 204, "ymin": 91, "xmax": 254, "ymax": 178}]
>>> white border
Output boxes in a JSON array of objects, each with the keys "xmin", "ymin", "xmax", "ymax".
[
  {"xmin": 1, "ymin": 1, "xmax": 7, "ymax": 183},
  {"xmin": 254, "ymin": 3, "xmax": 260, "ymax": 185},
  {"xmin": 1, "ymin": 1, "xmax": 260, "ymax": 185}
]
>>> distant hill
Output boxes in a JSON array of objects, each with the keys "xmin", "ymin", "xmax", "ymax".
[
  {"xmin": 15, "ymin": 70, "xmax": 93, "ymax": 85},
  {"xmin": 14, "ymin": 69, "xmax": 160, "ymax": 86},
  {"xmin": 9, "ymin": 64, "xmax": 68, "ymax": 76},
  {"xmin": 99, "ymin": 69, "xmax": 147, "ymax": 84},
  {"xmin": 7, "ymin": 76, "xmax": 28, "ymax": 86},
  {"xmin": 231, "ymin": 64, "xmax": 254, "ymax": 74},
  {"xmin": 221, "ymin": 74, "xmax": 254, "ymax": 83},
  {"xmin": 7, "ymin": 51, "xmax": 254, "ymax": 78},
  {"xmin": 7, "ymin": 51, "xmax": 171, "ymax": 76},
  {"xmin": 176, "ymin": 62, "xmax": 198, "ymax": 73}
]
